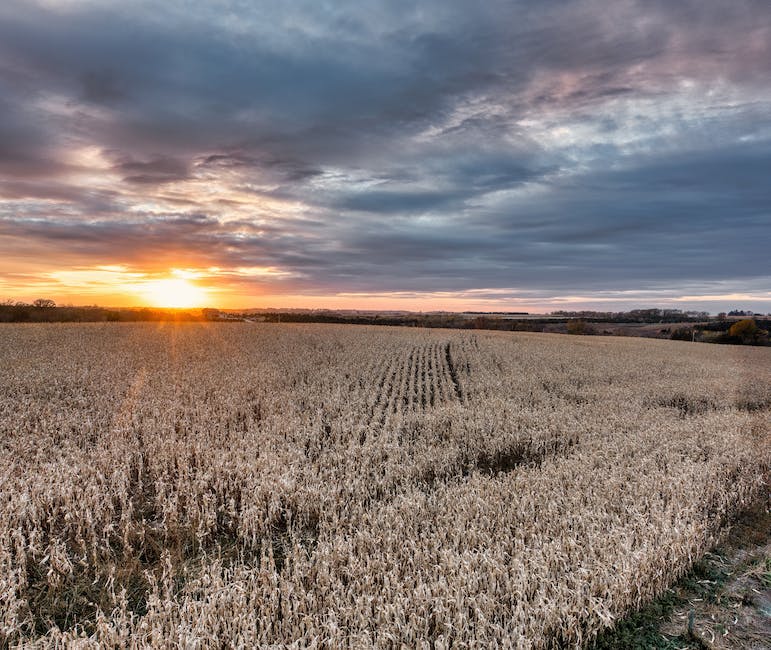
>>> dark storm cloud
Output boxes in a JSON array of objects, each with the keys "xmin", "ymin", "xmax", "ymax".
[
  {"xmin": 114, "ymin": 155, "xmax": 191, "ymax": 185},
  {"xmin": 0, "ymin": 0, "xmax": 769, "ymax": 305},
  {"xmin": 0, "ymin": 93, "xmax": 68, "ymax": 178},
  {"xmin": 199, "ymin": 152, "xmax": 323, "ymax": 184},
  {"xmin": 0, "ymin": 212, "xmax": 333, "ymax": 283},
  {"xmin": 310, "ymin": 136, "xmax": 771, "ymax": 294}
]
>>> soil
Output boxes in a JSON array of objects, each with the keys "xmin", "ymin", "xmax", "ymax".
[{"xmin": 592, "ymin": 497, "xmax": 771, "ymax": 649}]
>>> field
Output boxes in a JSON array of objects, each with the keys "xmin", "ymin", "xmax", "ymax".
[{"xmin": 0, "ymin": 323, "xmax": 769, "ymax": 648}]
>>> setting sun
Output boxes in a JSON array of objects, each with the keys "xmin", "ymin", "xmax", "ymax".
[{"xmin": 141, "ymin": 278, "xmax": 208, "ymax": 308}]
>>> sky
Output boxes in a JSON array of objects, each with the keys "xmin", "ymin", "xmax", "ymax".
[{"xmin": 0, "ymin": 0, "xmax": 769, "ymax": 312}]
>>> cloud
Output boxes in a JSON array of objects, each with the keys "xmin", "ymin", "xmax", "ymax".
[
  {"xmin": 113, "ymin": 155, "xmax": 191, "ymax": 185},
  {"xmin": 0, "ymin": 0, "xmax": 769, "ymax": 309}
]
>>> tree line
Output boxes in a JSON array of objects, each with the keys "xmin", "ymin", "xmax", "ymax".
[{"xmin": 0, "ymin": 300, "xmax": 204, "ymax": 323}]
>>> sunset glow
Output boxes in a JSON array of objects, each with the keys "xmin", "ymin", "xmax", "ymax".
[{"xmin": 140, "ymin": 278, "xmax": 210, "ymax": 308}]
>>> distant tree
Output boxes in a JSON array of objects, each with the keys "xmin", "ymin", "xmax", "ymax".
[
  {"xmin": 717, "ymin": 312, "xmax": 727, "ymax": 321},
  {"xmin": 567, "ymin": 319, "xmax": 594, "ymax": 335},
  {"xmin": 472, "ymin": 316, "xmax": 492, "ymax": 329},
  {"xmin": 201, "ymin": 308, "xmax": 222, "ymax": 321},
  {"xmin": 728, "ymin": 318, "xmax": 765, "ymax": 344},
  {"xmin": 670, "ymin": 327, "xmax": 693, "ymax": 341},
  {"xmin": 32, "ymin": 298, "xmax": 56, "ymax": 308}
]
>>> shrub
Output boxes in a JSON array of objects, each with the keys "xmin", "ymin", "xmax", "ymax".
[
  {"xmin": 670, "ymin": 327, "xmax": 693, "ymax": 341},
  {"xmin": 727, "ymin": 319, "xmax": 768, "ymax": 345},
  {"xmin": 567, "ymin": 319, "xmax": 594, "ymax": 335}
]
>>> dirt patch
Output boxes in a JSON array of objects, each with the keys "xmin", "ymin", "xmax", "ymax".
[
  {"xmin": 592, "ymin": 497, "xmax": 771, "ymax": 649},
  {"xmin": 659, "ymin": 499, "xmax": 771, "ymax": 649}
]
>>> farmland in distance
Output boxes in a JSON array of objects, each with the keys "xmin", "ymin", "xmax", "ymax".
[{"xmin": 0, "ymin": 322, "xmax": 768, "ymax": 648}]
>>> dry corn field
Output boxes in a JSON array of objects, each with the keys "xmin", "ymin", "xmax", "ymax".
[{"xmin": 0, "ymin": 323, "xmax": 769, "ymax": 648}]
